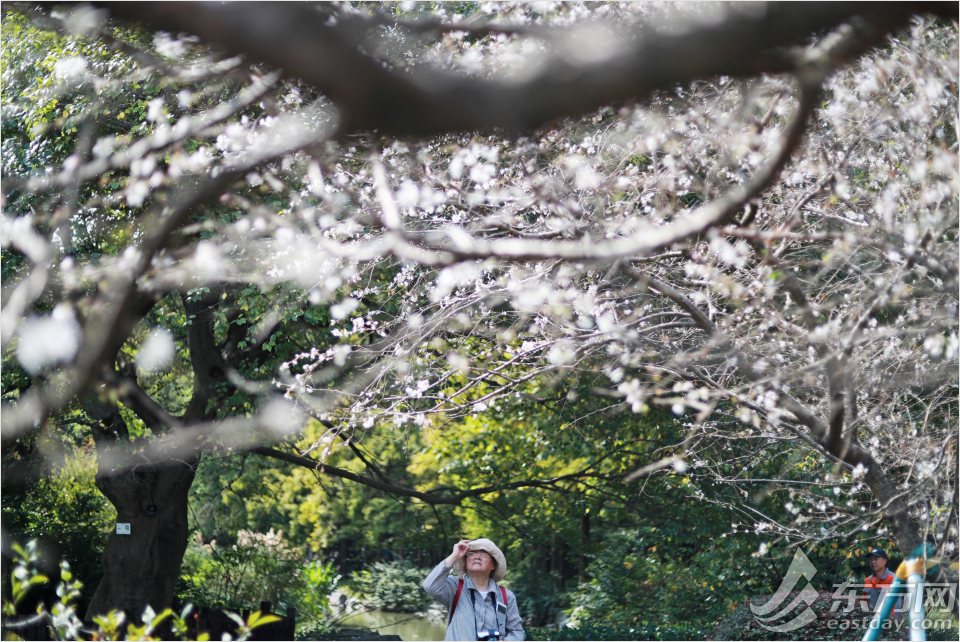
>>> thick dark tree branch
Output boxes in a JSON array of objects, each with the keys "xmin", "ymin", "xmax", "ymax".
[
  {"xmin": 341, "ymin": 438, "xmax": 391, "ymax": 485},
  {"xmin": 759, "ymin": 251, "xmax": 852, "ymax": 453},
  {"xmin": 823, "ymin": 355, "xmax": 847, "ymax": 454},
  {"xmin": 104, "ymin": 367, "xmax": 183, "ymax": 433},
  {"xmin": 2, "ymin": 131, "xmax": 325, "ymax": 440},
  {"xmin": 98, "ymin": 2, "xmax": 956, "ymax": 137},
  {"xmin": 357, "ymin": 77, "xmax": 816, "ymax": 268},
  {"xmin": 253, "ymin": 445, "xmax": 620, "ymax": 506},
  {"xmin": 1, "ymin": 176, "xmax": 237, "ymax": 440},
  {"xmin": 183, "ymin": 290, "xmax": 231, "ymax": 422}
]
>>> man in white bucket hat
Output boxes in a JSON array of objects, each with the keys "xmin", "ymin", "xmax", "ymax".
[{"xmin": 424, "ymin": 538, "xmax": 524, "ymax": 640}]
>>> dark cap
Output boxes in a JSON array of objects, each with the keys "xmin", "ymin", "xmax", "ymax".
[{"xmin": 866, "ymin": 547, "xmax": 888, "ymax": 559}]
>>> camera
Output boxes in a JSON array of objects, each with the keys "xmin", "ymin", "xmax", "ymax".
[{"xmin": 477, "ymin": 629, "xmax": 501, "ymax": 641}]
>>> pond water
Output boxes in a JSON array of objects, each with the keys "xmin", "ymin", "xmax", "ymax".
[{"xmin": 337, "ymin": 609, "xmax": 447, "ymax": 641}]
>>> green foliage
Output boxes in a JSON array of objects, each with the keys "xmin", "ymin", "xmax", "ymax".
[
  {"xmin": 177, "ymin": 531, "xmax": 344, "ymax": 635},
  {"xmin": 187, "ymin": 420, "xmax": 453, "ymax": 560},
  {"xmin": 0, "ymin": 346, "xmax": 30, "ymax": 402},
  {"xmin": 508, "ymin": 559, "xmax": 564, "ymax": 630},
  {"xmin": 287, "ymin": 616, "xmax": 337, "ymax": 639},
  {"xmin": 3, "ymin": 540, "xmax": 284, "ymax": 641},
  {"xmin": 4, "ymin": 541, "xmax": 49, "ymax": 616},
  {"xmin": 926, "ymin": 616, "xmax": 960, "ymax": 641},
  {"xmin": 293, "ymin": 626, "xmax": 341, "ymax": 641},
  {"xmin": 179, "ymin": 392, "xmax": 910, "ymax": 637},
  {"xmin": 177, "ymin": 529, "xmax": 304, "ymax": 612},
  {"xmin": 1, "ymin": 448, "xmax": 114, "ymax": 603},
  {"xmin": 569, "ymin": 524, "xmax": 764, "ymax": 629},
  {"xmin": 527, "ymin": 620, "xmax": 708, "ymax": 641},
  {"xmin": 296, "ymin": 560, "xmax": 341, "ymax": 634},
  {"xmin": 347, "ymin": 561, "xmax": 433, "ymax": 613},
  {"xmin": 186, "ymin": 395, "xmax": 811, "ymax": 632}
]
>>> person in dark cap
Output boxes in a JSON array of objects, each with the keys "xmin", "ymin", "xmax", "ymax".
[{"xmin": 861, "ymin": 547, "xmax": 902, "ymax": 618}]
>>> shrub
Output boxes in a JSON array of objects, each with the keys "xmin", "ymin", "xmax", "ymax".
[
  {"xmin": 508, "ymin": 558, "xmax": 566, "ymax": 627},
  {"xmin": 348, "ymin": 560, "xmax": 432, "ymax": 613},
  {"xmin": 3, "ymin": 540, "xmax": 281, "ymax": 641},
  {"xmin": 568, "ymin": 529, "xmax": 735, "ymax": 629},
  {"xmin": 1, "ymin": 449, "xmax": 114, "ymax": 606},
  {"xmin": 294, "ymin": 625, "xmax": 342, "ymax": 641},
  {"xmin": 527, "ymin": 621, "xmax": 708, "ymax": 640},
  {"xmin": 177, "ymin": 528, "xmax": 304, "ymax": 612},
  {"xmin": 295, "ymin": 560, "xmax": 341, "ymax": 635}
]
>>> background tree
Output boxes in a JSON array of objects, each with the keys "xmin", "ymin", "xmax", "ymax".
[{"xmin": 2, "ymin": 0, "xmax": 957, "ymax": 624}]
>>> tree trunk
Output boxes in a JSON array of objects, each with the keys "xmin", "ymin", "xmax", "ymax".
[
  {"xmin": 821, "ymin": 433, "xmax": 959, "ymax": 621},
  {"xmin": 550, "ymin": 536, "xmax": 560, "ymax": 577},
  {"xmin": 860, "ymin": 454, "xmax": 959, "ymax": 620},
  {"xmin": 84, "ymin": 292, "xmax": 230, "ymax": 618},
  {"xmin": 579, "ymin": 510, "xmax": 590, "ymax": 585},
  {"xmin": 85, "ymin": 454, "xmax": 198, "ymax": 619}
]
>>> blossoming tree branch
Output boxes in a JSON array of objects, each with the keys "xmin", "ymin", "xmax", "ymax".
[{"xmin": 1, "ymin": 1, "xmax": 956, "ymax": 619}]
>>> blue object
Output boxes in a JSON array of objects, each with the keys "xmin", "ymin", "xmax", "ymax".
[
  {"xmin": 905, "ymin": 571, "xmax": 926, "ymax": 642},
  {"xmin": 862, "ymin": 546, "xmax": 941, "ymax": 641},
  {"xmin": 861, "ymin": 576, "xmax": 906, "ymax": 642}
]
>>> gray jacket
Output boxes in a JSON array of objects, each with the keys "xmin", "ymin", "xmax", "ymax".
[{"xmin": 423, "ymin": 561, "xmax": 524, "ymax": 641}]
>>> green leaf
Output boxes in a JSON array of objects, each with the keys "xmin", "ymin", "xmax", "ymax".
[{"xmin": 247, "ymin": 610, "xmax": 282, "ymax": 629}]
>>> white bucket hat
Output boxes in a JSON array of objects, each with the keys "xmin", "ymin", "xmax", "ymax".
[{"xmin": 452, "ymin": 538, "xmax": 507, "ymax": 583}]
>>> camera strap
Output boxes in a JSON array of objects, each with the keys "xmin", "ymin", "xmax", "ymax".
[
  {"xmin": 449, "ymin": 578, "xmax": 509, "ymax": 635},
  {"xmin": 470, "ymin": 585, "xmax": 508, "ymax": 639},
  {"xmin": 469, "ymin": 588, "xmax": 485, "ymax": 637}
]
